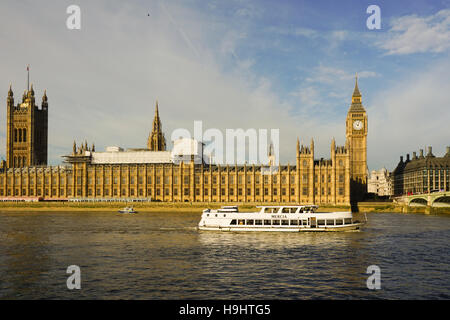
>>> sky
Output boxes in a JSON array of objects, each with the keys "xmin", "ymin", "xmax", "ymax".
[{"xmin": 0, "ymin": 0, "xmax": 449, "ymax": 171}]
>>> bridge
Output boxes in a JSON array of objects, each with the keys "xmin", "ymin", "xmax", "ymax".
[{"xmin": 396, "ymin": 191, "xmax": 450, "ymax": 207}]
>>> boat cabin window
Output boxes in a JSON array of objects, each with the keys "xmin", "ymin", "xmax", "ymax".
[
  {"xmin": 301, "ymin": 219, "xmax": 308, "ymax": 226},
  {"xmin": 206, "ymin": 214, "xmax": 209, "ymax": 217},
  {"xmin": 344, "ymin": 218, "xmax": 352, "ymax": 225},
  {"xmin": 326, "ymin": 219, "xmax": 334, "ymax": 226},
  {"xmin": 264, "ymin": 220, "xmax": 271, "ymax": 225},
  {"xmin": 281, "ymin": 220, "xmax": 289, "ymax": 225},
  {"xmin": 246, "ymin": 219, "xmax": 254, "ymax": 225},
  {"xmin": 238, "ymin": 219, "xmax": 245, "ymax": 225},
  {"xmin": 264, "ymin": 208, "xmax": 278, "ymax": 213},
  {"xmin": 317, "ymin": 219, "xmax": 325, "ymax": 226},
  {"xmin": 255, "ymin": 220, "xmax": 262, "ymax": 225},
  {"xmin": 290, "ymin": 220, "xmax": 298, "ymax": 225},
  {"xmin": 230, "ymin": 219, "xmax": 237, "ymax": 225},
  {"xmin": 272, "ymin": 220, "xmax": 280, "ymax": 225},
  {"xmin": 335, "ymin": 219, "xmax": 343, "ymax": 225}
]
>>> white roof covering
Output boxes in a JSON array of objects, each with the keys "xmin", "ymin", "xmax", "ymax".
[
  {"xmin": 91, "ymin": 150, "xmax": 172, "ymax": 164},
  {"xmin": 172, "ymin": 138, "xmax": 203, "ymax": 156}
]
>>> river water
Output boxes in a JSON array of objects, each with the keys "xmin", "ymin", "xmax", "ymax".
[{"xmin": 0, "ymin": 210, "xmax": 449, "ymax": 299}]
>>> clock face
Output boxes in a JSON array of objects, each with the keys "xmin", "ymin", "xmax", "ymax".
[{"xmin": 353, "ymin": 120, "xmax": 363, "ymax": 130}]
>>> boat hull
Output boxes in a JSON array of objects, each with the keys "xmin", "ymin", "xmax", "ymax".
[{"xmin": 198, "ymin": 222, "xmax": 364, "ymax": 232}]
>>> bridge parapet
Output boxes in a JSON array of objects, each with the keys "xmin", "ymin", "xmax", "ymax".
[{"xmin": 402, "ymin": 191, "xmax": 450, "ymax": 207}]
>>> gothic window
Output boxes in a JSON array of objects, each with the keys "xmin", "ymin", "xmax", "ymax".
[
  {"xmin": 14, "ymin": 129, "xmax": 18, "ymax": 142},
  {"xmin": 23, "ymin": 129, "xmax": 27, "ymax": 142}
]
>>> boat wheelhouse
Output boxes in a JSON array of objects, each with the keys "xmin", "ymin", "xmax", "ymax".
[{"xmin": 198, "ymin": 205, "xmax": 366, "ymax": 232}]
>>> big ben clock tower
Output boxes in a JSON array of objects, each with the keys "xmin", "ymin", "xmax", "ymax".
[{"xmin": 345, "ymin": 75, "xmax": 368, "ymax": 200}]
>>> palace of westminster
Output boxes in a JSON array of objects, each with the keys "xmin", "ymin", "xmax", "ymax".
[{"xmin": 0, "ymin": 75, "xmax": 371, "ymax": 204}]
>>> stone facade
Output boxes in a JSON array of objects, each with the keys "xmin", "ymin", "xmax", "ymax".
[
  {"xmin": 368, "ymin": 168, "xmax": 392, "ymax": 196},
  {"xmin": 0, "ymin": 80, "xmax": 368, "ymax": 205},
  {"xmin": 5, "ymin": 84, "xmax": 48, "ymax": 168},
  {"xmin": 392, "ymin": 147, "xmax": 450, "ymax": 196}
]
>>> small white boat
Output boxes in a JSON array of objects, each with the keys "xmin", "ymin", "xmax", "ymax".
[
  {"xmin": 198, "ymin": 205, "xmax": 366, "ymax": 232},
  {"xmin": 118, "ymin": 206, "xmax": 137, "ymax": 214}
]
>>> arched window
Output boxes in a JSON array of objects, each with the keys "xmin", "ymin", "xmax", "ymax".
[
  {"xmin": 18, "ymin": 156, "xmax": 22, "ymax": 167},
  {"xmin": 14, "ymin": 156, "xmax": 17, "ymax": 167},
  {"xmin": 23, "ymin": 156, "xmax": 27, "ymax": 167},
  {"xmin": 14, "ymin": 129, "xmax": 18, "ymax": 142},
  {"xmin": 18, "ymin": 129, "xmax": 22, "ymax": 142},
  {"xmin": 23, "ymin": 128, "xmax": 27, "ymax": 142}
]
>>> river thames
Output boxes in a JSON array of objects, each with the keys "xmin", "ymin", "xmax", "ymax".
[{"xmin": 0, "ymin": 211, "xmax": 449, "ymax": 299}]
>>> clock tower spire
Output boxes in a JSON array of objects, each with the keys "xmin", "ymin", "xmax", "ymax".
[{"xmin": 345, "ymin": 74, "xmax": 368, "ymax": 201}]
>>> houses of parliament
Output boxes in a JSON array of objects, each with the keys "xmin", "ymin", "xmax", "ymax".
[{"xmin": 0, "ymin": 75, "xmax": 368, "ymax": 205}]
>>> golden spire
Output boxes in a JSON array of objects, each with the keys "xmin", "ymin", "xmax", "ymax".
[{"xmin": 352, "ymin": 73, "xmax": 361, "ymax": 98}]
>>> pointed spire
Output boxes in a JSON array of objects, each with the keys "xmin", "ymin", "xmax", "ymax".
[
  {"xmin": 41, "ymin": 90, "xmax": 48, "ymax": 107},
  {"xmin": 73, "ymin": 141, "xmax": 77, "ymax": 154},
  {"xmin": 91, "ymin": 143, "xmax": 95, "ymax": 152},
  {"xmin": 353, "ymin": 73, "xmax": 361, "ymax": 97},
  {"xmin": 296, "ymin": 137, "xmax": 300, "ymax": 155},
  {"xmin": 29, "ymin": 83, "xmax": 34, "ymax": 96},
  {"xmin": 8, "ymin": 83, "xmax": 13, "ymax": 96},
  {"xmin": 148, "ymin": 100, "xmax": 166, "ymax": 151}
]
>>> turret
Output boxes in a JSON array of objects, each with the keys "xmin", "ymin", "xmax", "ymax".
[
  {"xmin": 41, "ymin": 90, "xmax": 48, "ymax": 109},
  {"xmin": 7, "ymin": 84, "xmax": 14, "ymax": 106}
]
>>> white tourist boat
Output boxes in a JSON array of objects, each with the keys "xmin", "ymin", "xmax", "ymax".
[{"xmin": 198, "ymin": 205, "xmax": 366, "ymax": 232}]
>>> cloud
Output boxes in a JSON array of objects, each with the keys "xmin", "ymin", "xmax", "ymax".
[
  {"xmin": 378, "ymin": 9, "xmax": 450, "ymax": 55},
  {"xmin": 368, "ymin": 60, "xmax": 450, "ymax": 170}
]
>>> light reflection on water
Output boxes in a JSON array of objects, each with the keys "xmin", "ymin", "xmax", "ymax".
[{"xmin": 0, "ymin": 211, "xmax": 449, "ymax": 299}]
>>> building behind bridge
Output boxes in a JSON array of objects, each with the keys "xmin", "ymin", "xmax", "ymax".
[{"xmin": 392, "ymin": 147, "xmax": 450, "ymax": 196}]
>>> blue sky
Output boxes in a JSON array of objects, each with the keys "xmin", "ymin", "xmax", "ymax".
[{"xmin": 0, "ymin": 0, "xmax": 449, "ymax": 171}]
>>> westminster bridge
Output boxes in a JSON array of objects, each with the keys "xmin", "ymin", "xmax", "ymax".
[{"xmin": 395, "ymin": 191, "xmax": 450, "ymax": 207}]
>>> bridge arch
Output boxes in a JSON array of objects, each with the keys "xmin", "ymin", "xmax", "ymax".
[
  {"xmin": 431, "ymin": 195, "xmax": 450, "ymax": 207},
  {"xmin": 408, "ymin": 197, "xmax": 428, "ymax": 206}
]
